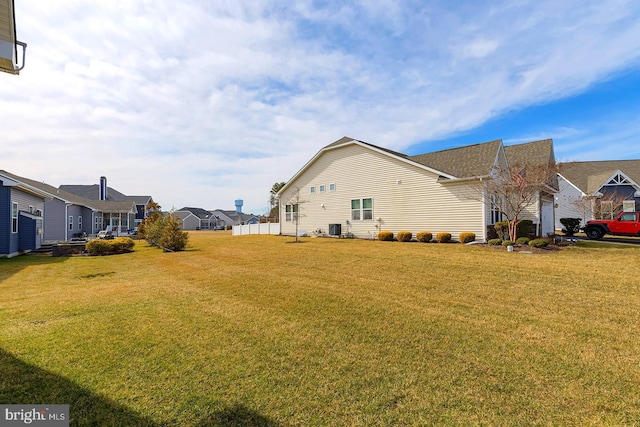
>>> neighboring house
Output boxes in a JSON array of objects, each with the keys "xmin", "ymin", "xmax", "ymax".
[
  {"xmin": 277, "ymin": 137, "xmax": 557, "ymax": 241},
  {"xmin": 555, "ymin": 160, "xmax": 640, "ymax": 229},
  {"xmin": 0, "ymin": 171, "xmax": 50, "ymax": 257},
  {"xmin": 175, "ymin": 207, "xmax": 217, "ymax": 230},
  {"xmin": 60, "ymin": 177, "xmax": 149, "ymax": 234},
  {"xmin": 210, "ymin": 209, "xmax": 260, "ymax": 227}
]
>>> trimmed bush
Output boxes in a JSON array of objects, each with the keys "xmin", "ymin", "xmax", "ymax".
[
  {"xmin": 529, "ymin": 238, "xmax": 549, "ymax": 248},
  {"xmin": 494, "ymin": 221, "xmax": 509, "ymax": 240},
  {"xmin": 397, "ymin": 231, "xmax": 413, "ymax": 242},
  {"xmin": 488, "ymin": 238, "xmax": 502, "ymax": 246},
  {"xmin": 560, "ymin": 218, "xmax": 582, "ymax": 236},
  {"xmin": 86, "ymin": 237, "xmax": 135, "ymax": 255},
  {"xmin": 516, "ymin": 237, "xmax": 530, "ymax": 245},
  {"xmin": 459, "ymin": 232, "xmax": 476, "ymax": 243},
  {"xmin": 502, "ymin": 240, "xmax": 515, "ymax": 247},
  {"xmin": 378, "ymin": 231, "xmax": 394, "ymax": 241},
  {"xmin": 435, "ymin": 232, "xmax": 451, "ymax": 243},
  {"xmin": 416, "ymin": 232, "xmax": 432, "ymax": 243}
]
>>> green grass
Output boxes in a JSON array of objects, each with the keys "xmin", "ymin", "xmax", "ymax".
[{"xmin": 2, "ymin": 232, "xmax": 640, "ymax": 426}]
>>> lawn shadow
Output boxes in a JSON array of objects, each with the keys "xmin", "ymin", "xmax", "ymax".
[
  {"xmin": 197, "ymin": 403, "xmax": 284, "ymax": 427},
  {"xmin": 0, "ymin": 348, "xmax": 157, "ymax": 426}
]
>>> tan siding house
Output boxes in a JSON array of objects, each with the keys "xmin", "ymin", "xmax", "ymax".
[{"xmin": 278, "ymin": 137, "xmax": 558, "ymax": 242}]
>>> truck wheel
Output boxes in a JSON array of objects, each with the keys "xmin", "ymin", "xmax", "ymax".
[{"xmin": 585, "ymin": 226, "xmax": 604, "ymax": 240}]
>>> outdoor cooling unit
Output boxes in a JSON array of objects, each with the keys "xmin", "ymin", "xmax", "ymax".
[{"xmin": 328, "ymin": 223, "xmax": 341, "ymax": 236}]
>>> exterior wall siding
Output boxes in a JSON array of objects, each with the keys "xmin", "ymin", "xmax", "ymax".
[
  {"xmin": 280, "ymin": 144, "xmax": 486, "ymax": 241},
  {"xmin": 555, "ymin": 176, "xmax": 589, "ymax": 229},
  {"xmin": 43, "ymin": 198, "xmax": 66, "ymax": 242},
  {"xmin": 0, "ymin": 183, "xmax": 10, "ymax": 255}
]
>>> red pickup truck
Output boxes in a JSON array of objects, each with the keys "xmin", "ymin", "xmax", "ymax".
[{"xmin": 583, "ymin": 212, "xmax": 640, "ymax": 239}]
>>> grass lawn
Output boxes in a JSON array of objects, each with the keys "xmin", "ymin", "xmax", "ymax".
[{"xmin": 1, "ymin": 232, "xmax": 640, "ymax": 426}]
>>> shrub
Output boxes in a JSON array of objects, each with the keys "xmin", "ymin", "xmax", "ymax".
[
  {"xmin": 458, "ymin": 232, "xmax": 476, "ymax": 243},
  {"xmin": 494, "ymin": 221, "xmax": 509, "ymax": 240},
  {"xmin": 159, "ymin": 215, "xmax": 189, "ymax": 252},
  {"xmin": 502, "ymin": 240, "xmax": 515, "ymax": 247},
  {"xmin": 516, "ymin": 237, "xmax": 530, "ymax": 245},
  {"xmin": 397, "ymin": 231, "xmax": 412, "ymax": 242},
  {"xmin": 529, "ymin": 238, "xmax": 549, "ymax": 248},
  {"xmin": 86, "ymin": 237, "xmax": 135, "ymax": 255},
  {"xmin": 378, "ymin": 231, "xmax": 394, "ymax": 241},
  {"xmin": 560, "ymin": 218, "xmax": 582, "ymax": 236},
  {"xmin": 435, "ymin": 232, "xmax": 451, "ymax": 243},
  {"xmin": 488, "ymin": 238, "xmax": 502, "ymax": 246},
  {"xmin": 416, "ymin": 232, "xmax": 432, "ymax": 243},
  {"xmin": 516, "ymin": 220, "xmax": 534, "ymax": 238}
]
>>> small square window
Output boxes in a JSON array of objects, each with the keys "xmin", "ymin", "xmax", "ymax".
[
  {"xmin": 329, "ymin": 183, "xmax": 336, "ymax": 192},
  {"xmin": 310, "ymin": 186, "xmax": 316, "ymax": 194},
  {"xmin": 319, "ymin": 185, "xmax": 326, "ymax": 193}
]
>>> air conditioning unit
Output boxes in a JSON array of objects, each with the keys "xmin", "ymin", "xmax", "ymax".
[{"xmin": 328, "ymin": 223, "xmax": 341, "ymax": 236}]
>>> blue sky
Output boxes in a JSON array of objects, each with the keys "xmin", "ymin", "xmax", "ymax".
[{"xmin": 2, "ymin": 1, "xmax": 640, "ymax": 214}]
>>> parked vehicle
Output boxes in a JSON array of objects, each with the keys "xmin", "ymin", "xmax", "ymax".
[
  {"xmin": 582, "ymin": 212, "xmax": 640, "ymax": 239},
  {"xmin": 97, "ymin": 230, "xmax": 115, "ymax": 240}
]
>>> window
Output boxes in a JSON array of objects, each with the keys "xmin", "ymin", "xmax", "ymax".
[
  {"xmin": 351, "ymin": 198, "xmax": 373, "ymax": 221},
  {"xmin": 490, "ymin": 195, "xmax": 504, "ymax": 223},
  {"xmin": 78, "ymin": 216, "xmax": 83, "ymax": 230},
  {"xmin": 69, "ymin": 216, "xmax": 74, "ymax": 231},
  {"xmin": 95, "ymin": 216, "xmax": 102, "ymax": 231},
  {"xmin": 623, "ymin": 200, "xmax": 636, "ymax": 212},
  {"xmin": 285, "ymin": 204, "xmax": 298, "ymax": 222},
  {"xmin": 329, "ymin": 183, "xmax": 336, "ymax": 192},
  {"xmin": 600, "ymin": 201, "xmax": 613, "ymax": 219},
  {"xmin": 319, "ymin": 185, "xmax": 326, "ymax": 193},
  {"xmin": 620, "ymin": 213, "xmax": 636, "ymax": 221},
  {"xmin": 12, "ymin": 203, "xmax": 18, "ymax": 233},
  {"xmin": 310, "ymin": 186, "xmax": 316, "ymax": 194}
]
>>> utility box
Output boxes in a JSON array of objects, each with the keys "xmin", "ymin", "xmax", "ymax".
[{"xmin": 328, "ymin": 223, "xmax": 342, "ymax": 236}]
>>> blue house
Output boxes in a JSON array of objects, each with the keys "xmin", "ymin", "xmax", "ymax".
[{"xmin": 0, "ymin": 171, "xmax": 50, "ymax": 257}]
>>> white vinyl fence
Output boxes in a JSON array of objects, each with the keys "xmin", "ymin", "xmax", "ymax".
[{"xmin": 232, "ymin": 223, "xmax": 281, "ymax": 236}]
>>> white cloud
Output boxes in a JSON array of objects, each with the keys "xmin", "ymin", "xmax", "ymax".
[{"xmin": 2, "ymin": 0, "xmax": 640, "ymax": 213}]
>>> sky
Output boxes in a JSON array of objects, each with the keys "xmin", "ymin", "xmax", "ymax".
[{"xmin": 2, "ymin": 0, "xmax": 640, "ymax": 214}]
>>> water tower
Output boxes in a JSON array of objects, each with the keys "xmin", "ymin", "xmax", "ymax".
[{"xmin": 234, "ymin": 199, "xmax": 243, "ymax": 213}]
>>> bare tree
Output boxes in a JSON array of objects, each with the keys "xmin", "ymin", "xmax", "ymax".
[
  {"xmin": 286, "ymin": 187, "xmax": 307, "ymax": 243},
  {"xmin": 470, "ymin": 162, "xmax": 558, "ymax": 241},
  {"xmin": 571, "ymin": 191, "xmax": 632, "ymax": 222}
]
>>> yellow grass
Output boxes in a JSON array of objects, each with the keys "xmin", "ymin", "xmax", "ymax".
[{"xmin": 1, "ymin": 231, "xmax": 640, "ymax": 425}]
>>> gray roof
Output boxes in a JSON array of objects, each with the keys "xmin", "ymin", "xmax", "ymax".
[
  {"xmin": 559, "ymin": 160, "xmax": 640, "ymax": 194},
  {"xmin": 0, "ymin": 170, "xmax": 92, "ymax": 206},
  {"xmin": 177, "ymin": 207, "xmax": 215, "ymax": 219},
  {"xmin": 59, "ymin": 184, "xmax": 129, "ymax": 201},
  {"xmin": 409, "ymin": 140, "xmax": 503, "ymax": 178}
]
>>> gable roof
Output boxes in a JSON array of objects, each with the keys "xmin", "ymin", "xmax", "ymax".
[
  {"xmin": 177, "ymin": 207, "xmax": 215, "ymax": 219},
  {"xmin": 504, "ymin": 139, "xmax": 555, "ymax": 167},
  {"xmin": 410, "ymin": 139, "xmax": 503, "ymax": 179},
  {"xmin": 0, "ymin": 170, "xmax": 53, "ymax": 200},
  {"xmin": 559, "ymin": 160, "xmax": 640, "ymax": 194}
]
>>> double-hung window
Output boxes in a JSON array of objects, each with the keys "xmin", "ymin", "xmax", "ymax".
[
  {"xmin": 351, "ymin": 198, "xmax": 373, "ymax": 221},
  {"xmin": 78, "ymin": 216, "xmax": 83, "ymax": 230},
  {"xmin": 285, "ymin": 204, "xmax": 298, "ymax": 222},
  {"xmin": 69, "ymin": 216, "xmax": 74, "ymax": 231}
]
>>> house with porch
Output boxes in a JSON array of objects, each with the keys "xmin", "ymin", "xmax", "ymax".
[
  {"xmin": 555, "ymin": 160, "xmax": 640, "ymax": 230},
  {"xmin": 0, "ymin": 171, "xmax": 50, "ymax": 257},
  {"xmin": 277, "ymin": 137, "xmax": 557, "ymax": 241}
]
